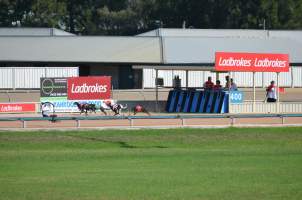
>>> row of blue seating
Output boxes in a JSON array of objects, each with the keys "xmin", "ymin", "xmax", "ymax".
[{"xmin": 166, "ymin": 90, "xmax": 229, "ymax": 113}]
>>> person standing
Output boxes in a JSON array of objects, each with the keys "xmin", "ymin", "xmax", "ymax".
[
  {"xmin": 213, "ymin": 80, "xmax": 222, "ymax": 91},
  {"xmin": 266, "ymin": 81, "xmax": 277, "ymax": 102},
  {"xmin": 225, "ymin": 75, "xmax": 230, "ymax": 90},
  {"xmin": 230, "ymin": 78, "xmax": 238, "ymax": 91},
  {"xmin": 203, "ymin": 76, "xmax": 214, "ymax": 90}
]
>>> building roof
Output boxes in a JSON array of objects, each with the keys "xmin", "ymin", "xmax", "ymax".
[
  {"xmin": 0, "ymin": 28, "xmax": 302, "ymax": 66},
  {"xmin": 162, "ymin": 36, "xmax": 302, "ymax": 64},
  {"xmin": 139, "ymin": 28, "xmax": 302, "ymax": 65},
  {"xmin": 0, "ymin": 28, "xmax": 74, "ymax": 36},
  {"xmin": 138, "ymin": 28, "xmax": 302, "ymax": 40},
  {"xmin": 0, "ymin": 36, "xmax": 161, "ymax": 64}
]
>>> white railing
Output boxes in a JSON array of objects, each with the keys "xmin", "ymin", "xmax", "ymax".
[{"xmin": 230, "ymin": 102, "xmax": 302, "ymax": 114}]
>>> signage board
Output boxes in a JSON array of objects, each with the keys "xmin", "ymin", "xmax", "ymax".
[
  {"xmin": 40, "ymin": 78, "xmax": 67, "ymax": 97},
  {"xmin": 67, "ymin": 76, "xmax": 111, "ymax": 100},
  {"xmin": 230, "ymin": 91, "xmax": 244, "ymax": 104},
  {"xmin": 39, "ymin": 98, "xmax": 115, "ymax": 113},
  {"xmin": 215, "ymin": 52, "xmax": 289, "ymax": 72},
  {"xmin": 0, "ymin": 103, "xmax": 36, "ymax": 113}
]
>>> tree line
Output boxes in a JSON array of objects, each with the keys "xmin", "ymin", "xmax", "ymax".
[{"xmin": 1, "ymin": 0, "xmax": 302, "ymax": 35}]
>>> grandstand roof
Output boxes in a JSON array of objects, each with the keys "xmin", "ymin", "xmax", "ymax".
[
  {"xmin": 0, "ymin": 36, "xmax": 161, "ymax": 64},
  {"xmin": 0, "ymin": 28, "xmax": 302, "ymax": 65}
]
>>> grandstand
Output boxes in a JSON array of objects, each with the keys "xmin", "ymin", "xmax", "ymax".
[{"xmin": 1, "ymin": 28, "xmax": 302, "ymax": 113}]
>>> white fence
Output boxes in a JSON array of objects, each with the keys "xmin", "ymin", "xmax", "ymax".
[
  {"xmin": 0, "ymin": 67, "xmax": 78, "ymax": 89},
  {"xmin": 1, "ymin": 66, "xmax": 301, "ymax": 89},
  {"xmin": 143, "ymin": 66, "xmax": 302, "ymax": 88},
  {"xmin": 230, "ymin": 102, "xmax": 302, "ymax": 114}
]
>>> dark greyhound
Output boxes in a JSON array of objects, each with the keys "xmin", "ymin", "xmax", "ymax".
[{"xmin": 73, "ymin": 102, "xmax": 107, "ymax": 115}]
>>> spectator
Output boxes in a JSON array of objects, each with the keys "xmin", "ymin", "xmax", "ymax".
[
  {"xmin": 203, "ymin": 76, "xmax": 214, "ymax": 90},
  {"xmin": 225, "ymin": 75, "xmax": 230, "ymax": 89},
  {"xmin": 266, "ymin": 81, "xmax": 277, "ymax": 102},
  {"xmin": 230, "ymin": 78, "xmax": 238, "ymax": 91},
  {"xmin": 213, "ymin": 80, "xmax": 222, "ymax": 91}
]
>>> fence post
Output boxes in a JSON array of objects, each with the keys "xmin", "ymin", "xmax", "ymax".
[
  {"xmin": 129, "ymin": 118, "xmax": 133, "ymax": 127},
  {"xmin": 230, "ymin": 116, "xmax": 235, "ymax": 127},
  {"xmin": 181, "ymin": 117, "xmax": 185, "ymax": 126},
  {"xmin": 22, "ymin": 120, "xmax": 26, "ymax": 128},
  {"xmin": 76, "ymin": 120, "xmax": 80, "ymax": 128}
]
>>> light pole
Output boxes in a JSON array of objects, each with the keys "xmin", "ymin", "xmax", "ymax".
[{"xmin": 259, "ymin": 19, "xmax": 266, "ymax": 30}]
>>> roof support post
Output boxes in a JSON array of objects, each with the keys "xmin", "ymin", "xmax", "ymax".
[
  {"xmin": 262, "ymin": 72, "xmax": 265, "ymax": 88},
  {"xmin": 155, "ymin": 69, "xmax": 159, "ymax": 112},
  {"xmin": 291, "ymin": 67, "xmax": 294, "ymax": 88},
  {"xmin": 185, "ymin": 70, "xmax": 189, "ymax": 88},
  {"xmin": 228, "ymin": 71, "xmax": 231, "ymax": 113},
  {"xmin": 277, "ymin": 72, "xmax": 280, "ymax": 113},
  {"xmin": 216, "ymin": 72, "xmax": 219, "ymax": 81},
  {"xmin": 253, "ymin": 72, "xmax": 256, "ymax": 112},
  {"xmin": 12, "ymin": 67, "xmax": 15, "ymax": 90}
]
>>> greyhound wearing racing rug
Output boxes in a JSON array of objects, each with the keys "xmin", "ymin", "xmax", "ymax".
[
  {"xmin": 105, "ymin": 101, "xmax": 127, "ymax": 116},
  {"xmin": 133, "ymin": 105, "xmax": 151, "ymax": 116}
]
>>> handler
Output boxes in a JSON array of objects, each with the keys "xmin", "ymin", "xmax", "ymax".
[{"xmin": 266, "ymin": 81, "xmax": 277, "ymax": 102}]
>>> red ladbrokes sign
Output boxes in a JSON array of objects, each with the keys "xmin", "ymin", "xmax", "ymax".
[
  {"xmin": 67, "ymin": 76, "xmax": 111, "ymax": 100},
  {"xmin": 0, "ymin": 103, "xmax": 36, "ymax": 113},
  {"xmin": 215, "ymin": 52, "xmax": 289, "ymax": 72}
]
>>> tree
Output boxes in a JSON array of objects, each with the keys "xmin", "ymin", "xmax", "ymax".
[
  {"xmin": 0, "ymin": 0, "xmax": 33, "ymax": 27},
  {"xmin": 1, "ymin": 0, "xmax": 302, "ymax": 35},
  {"xmin": 23, "ymin": 0, "xmax": 66, "ymax": 28}
]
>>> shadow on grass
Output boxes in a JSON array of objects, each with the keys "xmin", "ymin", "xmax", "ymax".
[{"xmin": 66, "ymin": 135, "xmax": 167, "ymax": 149}]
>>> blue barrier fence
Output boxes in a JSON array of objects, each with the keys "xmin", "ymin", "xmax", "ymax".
[{"xmin": 166, "ymin": 90, "xmax": 229, "ymax": 113}]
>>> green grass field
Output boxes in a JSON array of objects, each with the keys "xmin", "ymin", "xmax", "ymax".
[{"xmin": 0, "ymin": 127, "xmax": 302, "ymax": 200}]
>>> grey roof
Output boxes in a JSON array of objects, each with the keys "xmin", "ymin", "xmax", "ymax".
[
  {"xmin": 138, "ymin": 28, "xmax": 302, "ymax": 39},
  {"xmin": 138, "ymin": 28, "xmax": 270, "ymax": 38},
  {"xmin": 0, "ymin": 36, "xmax": 161, "ymax": 64},
  {"xmin": 162, "ymin": 36, "xmax": 302, "ymax": 64},
  {"xmin": 139, "ymin": 28, "xmax": 302, "ymax": 64},
  {"xmin": 1, "ymin": 28, "xmax": 302, "ymax": 65},
  {"xmin": 0, "ymin": 28, "xmax": 74, "ymax": 36}
]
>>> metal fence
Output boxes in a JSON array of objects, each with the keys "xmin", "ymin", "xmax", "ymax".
[
  {"xmin": 0, "ymin": 113, "xmax": 302, "ymax": 129},
  {"xmin": 0, "ymin": 67, "xmax": 78, "ymax": 89}
]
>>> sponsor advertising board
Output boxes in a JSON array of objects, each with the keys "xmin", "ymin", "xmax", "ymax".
[
  {"xmin": 40, "ymin": 78, "xmax": 67, "ymax": 98},
  {"xmin": 215, "ymin": 52, "xmax": 289, "ymax": 72},
  {"xmin": 67, "ymin": 76, "xmax": 111, "ymax": 100},
  {"xmin": 40, "ymin": 76, "xmax": 112, "ymax": 112},
  {"xmin": 0, "ymin": 103, "xmax": 36, "ymax": 113},
  {"xmin": 38, "ymin": 99, "xmax": 114, "ymax": 113}
]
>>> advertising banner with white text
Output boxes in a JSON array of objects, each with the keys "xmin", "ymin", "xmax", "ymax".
[
  {"xmin": 0, "ymin": 103, "xmax": 36, "ymax": 113},
  {"xmin": 215, "ymin": 52, "xmax": 289, "ymax": 72},
  {"xmin": 38, "ymin": 99, "xmax": 115, "ymax": 113},
  {"xmin": 67, "ymin": 76, "xmax": 111, "ymax": 100}
]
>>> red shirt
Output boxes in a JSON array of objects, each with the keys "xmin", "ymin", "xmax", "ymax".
[
  {"xmin": 213, "ymin": 84, "xmax": 222, "ymax": 91},
  {"xmin": 204, "ymin": 81, "xmax": 214, "ymax": 89},
  {"xmin": 266, "ymin": 85, "xmax": 274, "ymax": 92}
]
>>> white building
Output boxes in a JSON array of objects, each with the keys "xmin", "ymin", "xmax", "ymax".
[{"xmin": 136, "ymin": 28, "xmax": 302, "ymax": 88}]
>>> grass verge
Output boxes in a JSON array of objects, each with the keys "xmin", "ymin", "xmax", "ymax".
[{"xmin": 0, "ymin": 127, "xmax": 302, "ymax": 200}]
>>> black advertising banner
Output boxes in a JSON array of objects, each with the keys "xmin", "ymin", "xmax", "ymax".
[{"xmin": 40, "ymin": 78, "xmax": 67, "ymax": 98}]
